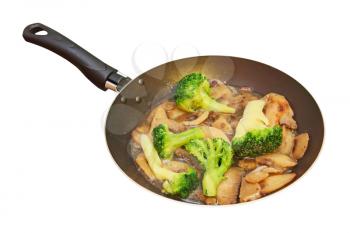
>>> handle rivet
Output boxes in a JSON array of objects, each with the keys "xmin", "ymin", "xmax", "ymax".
[
  {"xmin": 120, "ymin": 96, "xmax": 126, "ymax": 103},
  {"xmin": 135, "ymin": 96, "xmax": 141, "ymax": 103},
  {"xmin": 138, "ymin": 79, "xmax": 144, "ymax": 85}
]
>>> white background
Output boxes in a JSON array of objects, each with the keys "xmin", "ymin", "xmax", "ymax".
[{"xmin": 1, "ymin": 1, "xmax": 349, "ymax": 232}]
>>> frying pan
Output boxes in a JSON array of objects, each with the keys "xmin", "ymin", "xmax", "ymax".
[{"xmin": 23, "ymin": 23, "xmax": 324, "ymax": 204}]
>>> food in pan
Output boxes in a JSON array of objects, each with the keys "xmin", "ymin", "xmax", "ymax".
[
  {"xmin": 140, "ymin": 135, "xmax": 199, "ymax": 198},
  {"xmin": 153, "ymin": 124, "xmax": 205, "ymax": 159},
  {"xmin": 131, "ymin": 72, "xmax": 309, "ymax": 205},
  {"xmin": 174, "ymin": 73, "xmax": 236, "ymax": 113},
  {"xmin": 185, "ymin": 138, "xmax": 233, "ymax": 197}
]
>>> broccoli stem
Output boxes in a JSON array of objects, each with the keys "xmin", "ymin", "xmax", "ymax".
[
  {"xmin": 141, "ymin": 134, "xmax": 178, "ymax": 181},
  {"xmin": 202, "ymin": 139, "xmax": 221, "ymax": 196},
  {"xmin": 200, "ymin": 93, "xmax": 235, "ymax": 113},
  {"xmin": 201, "ymin": 139, "xmax": 229, "ymax": 196},
  {"xmin": 202, "ymin": 170, "xmax": 223, "ymax": 196},
  {"xmin": 168, "ymin": 127, "xmax": 205, "ymax": 150}
]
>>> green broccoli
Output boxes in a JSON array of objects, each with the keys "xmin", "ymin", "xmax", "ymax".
[
  {"xmin": 153, "ymin": 124, "xmax": 205, "ymax": 159},
  {"xmin": 185, "ymin": 138, "xmax": 233, "ymax": 197},
  {"xmin": 232, "ymin": 126, "xmax": 282, "ymax": 157},
  {"xmin": 174, "ymin": 73, "xmax": 235, "ymax": 113},
  {"xmin": 231, "ymin": 99, "xmax": 282, "ymax": 158},
  {"xmin": 140, "ymin": 134, "xmax": 199, "ymax": 198}
]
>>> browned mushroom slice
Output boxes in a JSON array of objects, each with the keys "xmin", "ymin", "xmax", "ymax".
[
  {"xmin": 161, "ymin": 101, "xmax": 176, "ymax": 111},
  {"xmin": 217, "ymin": 167, "xmax": 244, "ymax": 205},
  {"xmin": 245, "ymin": 166, "xmax": 270, "ymax": 183},
  {"xmin": 200, "ymin": 126, "xmax": 230, "ymax": 143},
  {"xmin": 256, "ymin": 153, "xmax": 297, "ymax": 169},
  {"xmin": 163, "ymin": 160, "xmax": 189, "ymax": 173},
  {"xmin": 263, "ymin": 93, "xmax": 297, "ymax": 129},
  {"xmin": 149, "ymin": 107, "xmax": 185, "ymax": 133},
  {"xmin": 174, "ymin": 148, "xmax": 204, "ymax": 172},
  {"xmin": 166, "ymin": 108, "xmax": 187, "ymax": 120},
  {"xmin": 149, "ymin": 107, "xmax": 168, "ymax": 129},
  {"xmin": 146, "ymin": 105, "xmax": 160, "ymax": 124},
  {"xmin": 245, "ymin": 165, "xmax": 285, "ymax": 183},
  {"xmin": 262, "ymin": 166, "xmax": 285, "ymax": 174},
  {"xmin": 190, "ymin": 188, "xmax": 207, "ymax": 203},
  {"xmin": 238, "ymin": 159, "xmax": 257, "ymax": 171},
  {"xmin": 205, "ymin": 197, "xmax": 218, "ymax": 205},
  {"xmin": 131, "ymin": 130, "xmax": 142, "ymax": 145},
  {"xmin": 174, "ymin": 148, "xmax": 191, "ymax": 158},
  {"xmin": 239, "ymin": 179, "xmax": 261, "ymax": 202},
  {"xmin": 231, "ymin": 95, "xmax": 244, "ymax": 104},
  {"xmin": 292, "ymin": 133, "xmax": 310, "ymax": 160},
  {"xmin": 211, "ymin": 81, "xmax": 234, "ymax": 100},
  {"xmin": 183, "ymin": 111, "xmax": 209, "ymax": 126},
  {"xmin": 276, "ymin": 126, "xmax": 295, "ymax": 155},
  {"xmin": 240, "ymin": 91, "xmax": 259, "ymax": 106},
  {"xmin": 137, "ymin": 123, "xmax": 150, "ymax": 133},
  {"xmin": 260, "ymin": 173, "xmax": 296, "ymax": 194},
  {"xmin": 131, "ymin": 124, "xmax": 151, "ymax": 145},
  {"xmin": 229, "ymin": 94, "xmax": 244, "ymax": 107},
  {"xmin": 211, "ymin": 115, "xmax": 233, "ymax": 133},
  {"xmin": 135, "ymin": 153, "xmax": 156, "ymax": 180}
]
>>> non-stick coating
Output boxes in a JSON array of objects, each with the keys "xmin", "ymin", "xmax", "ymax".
[{"xmin": 105, "ymin": 56, "xmax": 324, "ymax": 202}]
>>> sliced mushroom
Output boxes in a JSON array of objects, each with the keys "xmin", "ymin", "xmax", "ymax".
[
  {"xmin": 183, "ymin": 111, "xmax": 209, "ymax": 126},
  {"xmin": 149, "ymin": 107, "xmax": 168, "ymax": 130},
  {"xmin": 226, "ymin": 92, "xmax": 259, "ymax": 113},
  {"xmin": 256, "ymin": 153, "xmax": 297, "ymax": 169},
  {"xmin": 136, "ymin": 124, "xmax": 150, "ymax": 133},
  {"xmin": 229, "ymin": 94, "xmax": 244, "ymax": 107},
  {"xmin": 131, "ymin": 130, "xmax": 142, "ymax": 145},
  {"xmin": 163, "ymin": 160, "xmax": 189, "ymax": 173},
  {"xmin": 135, "ymin": 153, "xmax": 156, "ymax": 180},
  {"xmin": 146, "ymin": 105, "xmax": 159, "ymax": 124},
  {"xmin": 211, "ymin": 81, "xmax": 241, "ymax": 106},
  {"xmin": 205, "ymin": 197, "xmax": 217, "ymax": 205},
  {"xmin": 245, "ymin": 166, "xmax": 270, "ymax": 183},
  {"xmin": 200, "ymin": 126, "xmax": 230, "ymax": 143},
  {"xmin": 211, "ymin": 81, "xmax": 234, "ymax": 100},
  {"xmin": 276, "ymin": 126, "xmax": 295, "ymax": 155},
  {"xmin": 131, "ymin": 124, "xmax": 150, "ymax": 145},
  {"xmin": 292, "ymin": 133, "xmax": 309, "ymax": 160},
  {"xmin": 238, "ymin": 159, "xmax": 257, "ymax": 171},
  {"xmin": 211, "ymin": 115, "xmax": 233, "ymax": 133},
  {"xmin": 262, "ymin": 166, "xmax": 284, "ymax": 174},
  {"xmin": 239, "ymin": 179, "xmax": 261, "ymax": 202},
  {"xmin": 167, "ymin": 108, "xmax": 187, "ymax": 120},
  {"xmin": 217, "ymin": 167, "xmax": 244, "ymax": 205},
  {"xmin": 260, "ymin": 173, "xmax": 296, "ymax": 194},
  {"xmin": 240, "ymin": 91, "xmax": 259, "ymax": 106},
  {"xmin": 149, "ymin": 107, "xmax": 185, "ymax": 133},
  {"xmin": 174, "ymin": 148, "xmax": 191, "ymax": 158},
  {"xmin": 263, "ymin": 93, "xmax": 297, "ymax": 129},
  {"xmin": 190, "ymin": 188, "xmax": 207, "ymax": 203},
  {"xmin": 174, "ymin": 148, "xmax": 203, "ymax": 173},
  {"xmin": 161, "ymin": 101, "xmax": 176, "ymax": 111}
]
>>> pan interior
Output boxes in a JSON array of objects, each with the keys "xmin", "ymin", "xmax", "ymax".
[{"xmin": 105, "ymin": 56, "xmax": 324, "ymax": 202}]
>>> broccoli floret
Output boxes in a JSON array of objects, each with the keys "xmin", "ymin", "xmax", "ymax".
[
  {"xmin": 232, "ymin": 126, "xmax": 282, "ymax": 157},
  {"xmin": 153, "ymin": 124, "xmax": 205, "ymax": 159},
  {"xmin": 185, "ymin": 138, "xmax": 233, "ymax": 197},
  {"xmin": 231, "ymin": 99, "xmax": 282, "ymax": 157},
  {"xmin": 174, "ymin": 73, "xmax": 235, "ymax": 113},
  {"xmin": 140, "ymin": 134, "xmax": 199, "ymax": 198}
]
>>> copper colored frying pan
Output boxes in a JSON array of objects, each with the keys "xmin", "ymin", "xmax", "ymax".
[{"xmin": 23, "ymin": 23, "xmax": 324, "ymax": 204}]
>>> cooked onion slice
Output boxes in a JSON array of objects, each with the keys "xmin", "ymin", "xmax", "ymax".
[{"xmin": 183, "ymin": 111, "xmax": 209, "ymax": 126}]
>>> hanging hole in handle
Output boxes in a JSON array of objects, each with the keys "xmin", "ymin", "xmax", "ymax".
[
  {"xmin": 30, "ymin": 26, "xmax": 48, "ymax": 36},
  {"xmin": 34, "ymin": 30, "xmax": 48, "ymax": 35}
]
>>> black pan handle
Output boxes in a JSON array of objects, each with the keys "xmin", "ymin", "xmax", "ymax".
[{"xmin": 23, "ymin": 23, "xmax": 131, "ymax": 91}]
